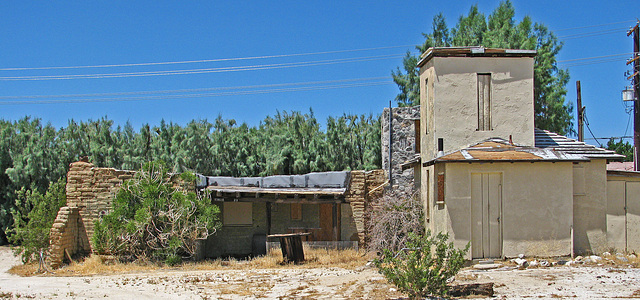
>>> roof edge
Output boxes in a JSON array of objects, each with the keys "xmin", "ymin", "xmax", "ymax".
[{"xmin": 417, "ymin": 47, "xmax": 537, "ymax": 67}]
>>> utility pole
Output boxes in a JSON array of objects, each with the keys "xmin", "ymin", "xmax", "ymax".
[
  {"xmin": 576, "ymin": 81, "xmax": 584, "ymax": 142},
  {"xmin": 628, "ymin": 22, "xmax": 640, "ymax": 171}
]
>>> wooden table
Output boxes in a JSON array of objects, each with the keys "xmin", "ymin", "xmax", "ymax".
[{"xmin": 267, "ymin": 233, "xmax": 311, "ymax": 263}]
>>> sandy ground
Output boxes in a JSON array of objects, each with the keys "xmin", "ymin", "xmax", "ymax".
[{"xmin": 2, "ymin": 246, "xmax": 640, "ymax": 299}]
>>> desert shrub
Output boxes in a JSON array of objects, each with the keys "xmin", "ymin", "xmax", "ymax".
[
  {"xmin": 367, "ymin": 189, "xmax": 423, "ymax": 253},
  {"xmin": 374, "ymin": 231, "xmax": 469, "ymax": 298},
  {"xmin": 8, "ymin": 178, "xmax": 66, "ymax": 263},
  {"xmin": 92, "ymin": 161, "xmax": 220, "ymax": 265}
]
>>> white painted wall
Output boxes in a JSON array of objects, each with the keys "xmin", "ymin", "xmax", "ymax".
[
  {"xmin": 419, "ymin": 56, "xmax": 535, "ymax": 160},
  {"xmin": 572, "ymin": 160, "xmax": 608, "ymax": 255},
  {"xmin": 431, "ymin": 161, "xmax": 573, "ymax": 259}
]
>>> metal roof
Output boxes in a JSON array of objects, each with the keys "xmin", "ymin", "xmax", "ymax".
[
  {"xmin": 423, "ymin": 138, "xmax": 588, "ymax": 166},
  {"xmin": 417, "ymin": 47, "xmax": 537, "ymax": 67},
  {"xmin": 534, "ymin": 129, "xmax": 625, "ymax": 160}
]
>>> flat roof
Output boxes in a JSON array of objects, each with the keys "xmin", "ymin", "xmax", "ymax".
[{"xmin": 417, "ymin": 47, "xmax": 537, "ymax": 67}]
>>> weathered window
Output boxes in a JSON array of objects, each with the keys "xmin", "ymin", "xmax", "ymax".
[
  {"xmin": 477, "ymin": 73, "xmax": 492, "ymax": 131},
  {"xmin": 223, "ymin": 202, "xmax": 253, "ymax": 226},
  {"xmin": 573, "ymin": 165, "xmax": 586, "ymax": 195},
  {"xmin": 424, "ymin": 78, "xmax": 429, "ymax": 134},
  {"xmin": 290, "ymin": 203, "xmax": 302, "ymax": 220}
]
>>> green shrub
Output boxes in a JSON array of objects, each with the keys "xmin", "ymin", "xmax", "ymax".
[
  {"xmin": 92, "ymin": 161, "xmax": 220, "ymax": 264},
  {"xmin": 8, "ymin": 178, "xmax": 66, "ymax": 263},
  {"xmin": 374, "ymin": 231, "xmax": 469, "ymax": 298}
]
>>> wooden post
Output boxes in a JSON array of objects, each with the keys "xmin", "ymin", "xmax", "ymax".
[
  {"xmin": 629, "ymin": 23, "xmax": 640, "ymax": 171},
  {"xmin": 576, "ymin": 81, "xmax": 584, "ymax": 142}
]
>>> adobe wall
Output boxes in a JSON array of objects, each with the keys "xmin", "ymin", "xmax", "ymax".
[
  {"xmin": 49, "ymin": 160, "xmax": 134, "ymax": 268},
  {"xmin": 345, "ymin": 169, "xmax": 386, "ymax": 246}
]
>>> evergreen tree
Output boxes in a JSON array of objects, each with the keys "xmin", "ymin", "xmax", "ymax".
[{"xmin": 392, "ymin": 1, "xmax": 574, "ymax": 135}]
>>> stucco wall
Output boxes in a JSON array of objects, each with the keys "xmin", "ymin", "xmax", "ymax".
[
  {"xmin": 419, "ymin": 56, "xmax": 535, "ymax": 160},
  {"xmin": 606, "ymin": 172, "xmax": 640, "ymax": 253},
  {"xmin": 572, "ymin": 160, "xmax": 608, "ymax": 255},
  {"xmin": 433, "ymin": 162, "xmax": 573, "ymax": 259}
]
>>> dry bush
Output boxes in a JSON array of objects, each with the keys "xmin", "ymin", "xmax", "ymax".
[{"xmin": 366, "ymin": 188, "xmax": 423, "ymax": 253}]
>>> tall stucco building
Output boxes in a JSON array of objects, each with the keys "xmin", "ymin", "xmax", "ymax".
[{"xmin": 401, "ymin": 47, "xmax": 630, "ymax": 259}]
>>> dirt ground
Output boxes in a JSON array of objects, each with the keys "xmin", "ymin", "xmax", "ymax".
[{"xmin": 2, "ymin": 246, "xmax": 640, "ymax": 299}]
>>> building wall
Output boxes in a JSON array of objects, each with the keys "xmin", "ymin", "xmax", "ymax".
[
  {"xmin": 419, "ymin": 56, "xmax": 535, "ymax": 161},
  {"xmin": 205, "ymin": 202, "xmax": 268, "ymax": 258},
  {"xmin": 433, "ymin": 162, "xmax": 573, "ymax": 259},
  {"xmin": 381, "ymin": 105, "xmax": 420, "ymax": 195},
  {"xmin": 606, "ymin": 172, "xmax": 640, "ymax": 253},
  {"xmin": 572, "ymin": 160, "xmax": 608, "ymax": 255},
  {"xmin": 53, "ymin": 161, "xmax": 386, "ymax": 265}
]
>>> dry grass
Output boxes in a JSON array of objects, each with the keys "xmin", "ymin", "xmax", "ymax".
[{"xmin": 9, "ymin": 246, "xmax": 372, "ymax": 277}]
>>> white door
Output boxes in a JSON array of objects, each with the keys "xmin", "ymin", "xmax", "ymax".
[{"xmin": 471, "ymin": 173, "xmax": 502, "ymax": 259}]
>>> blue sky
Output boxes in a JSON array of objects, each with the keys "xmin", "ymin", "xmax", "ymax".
[{"xmin": 0, "ymin": 1, "xmax": 637, "ymax": 144}]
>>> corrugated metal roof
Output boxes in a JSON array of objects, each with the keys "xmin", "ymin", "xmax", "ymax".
[
  {"xmin": 423, "ymin": 138, "xmax": 588, "ymax": 166},
  {"xmin": 534, "ymin": 129, "xmax": 624, "ymax": 160}
]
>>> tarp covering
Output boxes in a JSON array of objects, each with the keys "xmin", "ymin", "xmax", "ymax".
[{"xmin": 196, "ymin": 171, "xmax": 350, "ymax": 190}]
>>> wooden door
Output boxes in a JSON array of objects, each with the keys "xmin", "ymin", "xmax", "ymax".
[
  {"xmin": 471, "ymin": 173, "xmax": 502, "ymax": 259},
  {"xmin": 318, "ymin": 203, "xmax": 336, "ymax": 241}
]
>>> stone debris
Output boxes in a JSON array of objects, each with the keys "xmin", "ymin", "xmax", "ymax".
[
  {"xmin": 589, "ymin": 255, "xmax": 603, "ymax": 263},
  {"xmin": 473, "ymin": 263, "xmax": 503, "ymax": 270},
  {"xmin": 511, "ymin": 258, "xmax": 529, "ymax": 268},
  {"xmin": 617, "ymin": 256, "xmax": 629, "ymax": 263},
  {"xmin": 539, "ymin": 260, "xmax": 550, "ymax": 267}
]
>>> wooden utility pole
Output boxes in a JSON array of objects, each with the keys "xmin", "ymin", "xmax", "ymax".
[
  {"xmin": 628, "ymin": 22, "xmax": 640, "ymax": 171},
  {"xmin": 576, "ymin": 81, "xmax": 584, "ymax": 142}
]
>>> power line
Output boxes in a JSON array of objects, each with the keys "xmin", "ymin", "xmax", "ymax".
[
  {"xmin": 0, "ymin": 80, "xmax": 395, "ymax": 105},
  {"xmin": 563, "ymin": 58, "xmax": 628, "ymax": 68},
  {"xmin": 0, "ymin": 76, "xmax": 390, "ymax": 100},
  {"xmin": 557, "ymin": 53, "xmax": 632, "ymax": 63},
  {"xmin": 0, "ymin": 45, "xmax": 417, "ymax": 72},
  {"xmin": 555, "ymin": 20, "xmax": 638, "ymax": 32},
  {"xmin": 0, "ymin": 22, "xmax": 635, "ymax": 73},
  {"xmin": 558, "ymin": 27, "xmax": 629, "ymax": 40},
  {"xmin": 0, "ymin": 54, "xmax": 403, "ymax": 81},
  {"xmin": 585, "ymin": 136, "xmax": 633, "ymax": 141}
]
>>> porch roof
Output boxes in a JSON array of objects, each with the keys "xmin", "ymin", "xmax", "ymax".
[{"xmin": 422, "ymin": 138, "xmax": 589, "ymax": 166}]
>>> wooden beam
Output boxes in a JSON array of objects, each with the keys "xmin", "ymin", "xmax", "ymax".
[{"xmin": 627, "ymin": 55, "xmax": 639, "ymax": 65}]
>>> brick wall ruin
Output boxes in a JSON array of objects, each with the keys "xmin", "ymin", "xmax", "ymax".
[
  {"xmin": 49, "ymin": 160, "xmax": 134, "ymax": 268},
  {"xmin": 345, "ymin": 169, "xmax": 386, "ymax": 246}
]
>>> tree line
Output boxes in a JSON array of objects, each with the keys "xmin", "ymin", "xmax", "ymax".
[{"xmin": 0, "ymin": 110, "xmax": 381, "ymax": 243}]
